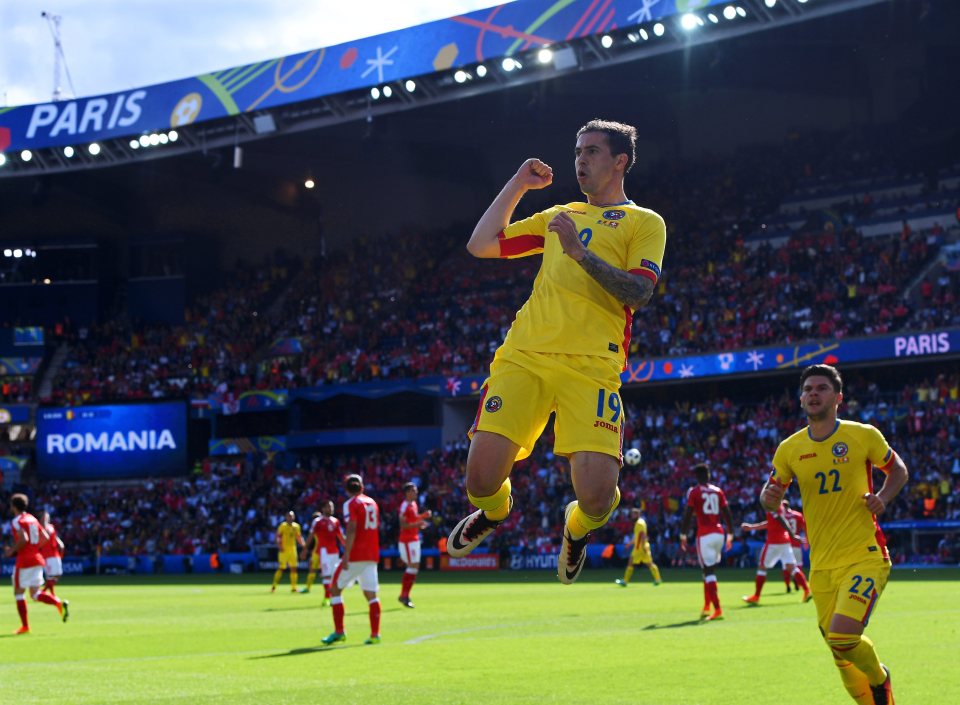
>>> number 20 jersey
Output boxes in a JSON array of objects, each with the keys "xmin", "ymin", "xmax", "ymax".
[
  {"xmin": 771, "ymin": 419, "xmax": 894, "ymax": 571},
  {"xmin": 342, "ymin": 494, "xmax": 380, "ymax": 562},
  {"xmin": 685, "ymin": 483, "xmax": 729, "ymax": 537}
]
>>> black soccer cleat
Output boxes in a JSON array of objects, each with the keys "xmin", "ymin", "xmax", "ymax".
[
  {"xmin": 869, "ymin": 664, "xmax": 894, "ymax": 705},
  {"xmin": 557, "ymin": 501, "xmax": 590, "ymax": 585},
  {"xmin": 447, "ymin": 496, "xmax": 513, "ymax": 557},
  {"xmin": 398, "ymin": 596, "xmax": 415, "ymax": 609}
]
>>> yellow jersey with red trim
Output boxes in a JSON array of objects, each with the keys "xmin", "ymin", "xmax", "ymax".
[
  {"xmin": 632, "ymin": 517, "xmax": 649, "ymax": 548},
  {"xmin": 771, "ymin": 419, "xmax": 895, "ymax": 571},
  {"xmin": 276, "ymin": 521, "xmax": 302, "ymax": 553},
  {"xmin": 497, "ymin": 200, "xmax": 666, "ymax": 366}
]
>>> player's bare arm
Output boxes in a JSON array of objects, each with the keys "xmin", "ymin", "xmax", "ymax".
[
  {"xmin": 721, "ymin": 504, "xmax": 735, "ymax": 550},
  {"xmin": 759, "ymin": 478, "xmax": 787, "ymax": 512},
  {"xmin": 466, "ymin": 158, "xmax": 554, "ymax": 258},
  {"xmin": 865, "ymin": 453, "xmax": 909, "ymax": 515},
  {"xmin": 679, "ymin": 506, "xmax": 693, "ymax": 548},
  {"xmin": 342, "ymin": 521, "xmax": 357, "ymax": 570},
  {"xmin": 548, "ymin": 211, "xmax": 654, "ymax": 309}
]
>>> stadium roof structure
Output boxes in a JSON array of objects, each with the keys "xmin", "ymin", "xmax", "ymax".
[{"xmin": 0, "ymin": 0, "xmax": 886, "ymax": 178}]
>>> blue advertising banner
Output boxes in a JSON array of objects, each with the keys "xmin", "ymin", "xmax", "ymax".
[
  {"xmin": 0, "ymin": 357, "xmax": 42, "ymax": 375},
  {"xmin": 36, "ymin": 402, "xmax": 188, "ymax": 480},
  {"xmin": 13, "ymin": 327, "xmax": 44, "ymax": 346},
  {"xmin": 620, "ymin": 328, "xmax": 960, "ymax": 385},
  {"xmin": 0, "ymin": 0, "xmax": 725, "ymax": 152},
  {"xmin": 0, "ymin": 405, "xmax": 31, "ymax": 424}
]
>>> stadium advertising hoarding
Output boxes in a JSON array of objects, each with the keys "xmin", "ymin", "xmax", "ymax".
[
  {"xmin": 0, "ymin": 0, "xmax": 726, "ymax": 152},
  {"xmin": 440, "ymin": 554, "xmax": 500, "ymax": 571},
  {"xmin": 36, "ymin": 401, "xmax": 187, "ymax": 480}
]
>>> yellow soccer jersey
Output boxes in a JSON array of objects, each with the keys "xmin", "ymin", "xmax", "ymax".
[
  {"xmin": 497, "ymin": 200, "xmax": 666, "ymax": 365},
  {"xmin": 632, "ymin": 517, "xmax": 649, "ymax": 548},
  {"xmin": 277, "ymin": 522, "xmax": 302, "ymax": 553},
  {"xmin": 771, "ymin": 419, "xmax": 895, "ymax": 571}
]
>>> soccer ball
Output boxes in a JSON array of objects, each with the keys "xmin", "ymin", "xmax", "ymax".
[{"xmin": 624, "ymin": 448, "xmax": 642, "ymax": 466}]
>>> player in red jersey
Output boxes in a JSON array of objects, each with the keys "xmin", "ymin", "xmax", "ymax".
[
  {"xmin": 5, "ymin": 494, "xmax": 67, "ymax": 634},
  {"xmin": 300, "ymin": 501, "xmax": 345, "ymax": 603},
  {"xmin": 782, "ymin": 498, "xmax": 808, "ymax": 591},
  {"xmin": 741, "ymin": 499, "xmax": 812, "ymax": 604},
  {"xmin": 679, "ymin": 464, "xmax": 735, "ymax": 621},
  {"xmin": 322, "ymin": 474, "xmax": 382, "ymax": 646},
  {"xmin": 397, "ymin": 482, "xmax": 432, "ymax": 608},
  {"xmin": 39, "ymin": 511, "xmax": 66, "ymax": 596}
]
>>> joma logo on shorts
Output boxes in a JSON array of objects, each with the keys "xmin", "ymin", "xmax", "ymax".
[
  {"xmin": 848, "ymin": 594, "xmax": 868, "ymax": 605},
  {"xmin": 593, "ymin": 420, "xmax": 618, "ymax": 433}
]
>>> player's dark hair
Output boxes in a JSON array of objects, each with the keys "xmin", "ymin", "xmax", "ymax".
[
  {"xmin": 577, "ymin": 119, "xmax": 638, "ymax": 173},
  {"xmin": 693, "ymin": 463, "xmax": 709, "ymax": 483},
  {"xmin": 402, "ymin": 482, "xmax": 417, "ymax": 492},
  {"xmin": 11, "ymin": 493, "xmax": 28, "ymax": 511},
  {"xmin": 312, "ymin": 511, "xmax": 322, "ymax": 519},
  {"xmin": 799, "ymin": 364, "xmax": 843, "ymax": 394},
  {"xmin": 345, "ymin": 474, "xmax": 363, "ymax": 494}
]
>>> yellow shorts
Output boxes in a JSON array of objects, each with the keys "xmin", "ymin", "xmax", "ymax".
[
  {"xmin": 278, "ymin": 551, "xmax": 299, "ymax": 569},
  {"xmin": 469, "ymin": 347, "xmax": 625, "ymax": 462},
  {"xmin": 631, "ymin": 544, "xmax": 652, "ymax": 565},
  {"xmin": 309, "ymin": 552, "xmax": 320, "ymax": 571},
  {"xmin": 810, "ymin": 559, "xmax": 891, "ymax": 634}
]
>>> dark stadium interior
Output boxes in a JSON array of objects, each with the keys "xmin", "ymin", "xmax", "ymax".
[{"xmin": 1, "ymin": 0, "xmax": 959, "ymax": 578}]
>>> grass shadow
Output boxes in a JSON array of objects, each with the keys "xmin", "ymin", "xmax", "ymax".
[{"xmin": 642, "ymin": 618, "xmax": 708, "ymax": 630}]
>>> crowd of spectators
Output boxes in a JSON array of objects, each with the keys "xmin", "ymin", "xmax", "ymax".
[
  {"xmin": 0, "ymin": 375, "xmax": 32, "ymax": 403},
  {"xmin": 38, "ymin": 126, "xmax": 958, "ymax": 402},
  {"xmin": 7, "ymin": 375, "xmax": 957, "ymax": 566}
]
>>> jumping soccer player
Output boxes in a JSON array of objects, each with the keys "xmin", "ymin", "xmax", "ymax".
[
  {"xmin": 615, "ymin": 507, "xmax": 661, "ymax": 587},
  {"xmin": 760, "ymin": 364, "xmax": 907, "ymax": 705},
  {"xmin": 679, "ymin": 464, "xmax": 735, "ymax": 621},
  {"xmin": 397, "ymin": 482, "xmax": 432, "ymax": 608},
  {"xmin": 6, "ymin": 495, "xmax": 68, "ymax": 634},
  {"xmin": 271, "ymin": 510, "xmax": 304, "ymax": 593},
  {"xmin": 322, "ymin": 474, "xmax": 383, "ymax": 646},
  {"xmin": 446, "ymin": 119, "xmax": 666, "ymax": 585},
  {"xmin": 741, "ymin": 500, "xmax": 811, "ymax": 604}
]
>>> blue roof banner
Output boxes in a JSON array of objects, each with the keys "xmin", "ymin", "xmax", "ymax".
[
  {"xmin": 0, "ymin": 405, "xmax": 31, "ymax": 424},
  {"xmin": 622, "ymin": 328, "xmax": 960, "ymax": 384},
  {"xmin": 0, "ymin": 0, "xmax": 725, "ymax": 152}
]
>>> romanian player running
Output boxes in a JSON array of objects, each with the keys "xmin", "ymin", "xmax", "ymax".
[
  {"xmin": 760, "ymin": 364, "xmax": 908, "ymax": 705},
  {"xmin": 6, "ymin": 494, "xmax": 67, "ymax": 634},
  {"xmin": 300, "ymin": 501, "xmax": 345, "ymax": 602},
  {"xmin": 271, "ymin": 511, "xmax": 305, "ymax": 593},
  {"xmin": 679, "ymin": 464, "xmax": 735, "ymax": 621},
  {"xmin": 322, "ymin": 474, "xmax": 383, "ymax": 646},
  {"xmin": 447, "ymin": 120, "xmax": 666, "ymax": 585},
  {"xmin": 740, "ymin": 500, "xmax": 811, "ymax": 604},
  {"xmin": 397, "ymin": 482, "xmax": 432, "ymax": 608},
  {"xmin": 614, "ymin": 507, "xmax": 661, "ymax": 587}
]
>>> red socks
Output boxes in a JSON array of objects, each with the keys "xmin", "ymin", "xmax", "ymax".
[
  {"xmin": 753, "ymin": 573, "xmax": 767, "ymax": 597},
  {"xmin": 400, "ymin": 572, "xmax": 416, "ymax": 599},
  {"xmin": 36, "ymin": 592, "xmax": 61, "ymax": 608},
  {"xmin": 793, "ymin": 568, "xmax": 809, "ymax": 591},
  {"xmin": 369, "ymin": 599, "xmax": 381, "ymax": 636},
  {"xmin": 16, "ymin": 599, "xmax": 28, "ymax": 628},
  {"xmin": 332, "ymin": 599, "xmax": 345, "ymax": 633}
]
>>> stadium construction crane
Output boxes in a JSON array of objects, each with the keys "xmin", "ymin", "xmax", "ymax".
[{"xmin": 42, "ymin": 11, "xmax": 77, "ymax": 102}]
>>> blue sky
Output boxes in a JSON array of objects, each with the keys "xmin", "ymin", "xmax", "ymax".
[{"xmin": 1, "ymin": 1, "xmax": 511, "ymax": 107}]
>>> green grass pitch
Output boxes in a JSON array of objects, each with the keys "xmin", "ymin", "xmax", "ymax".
[{"xmin": 2, "ymin": 568, "xmax": 956, "ymax": 704}]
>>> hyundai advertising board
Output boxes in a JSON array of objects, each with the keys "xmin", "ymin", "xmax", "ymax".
[{"xmin": 37, "ymin": 402, "xmax": 187, "ymax": 480}]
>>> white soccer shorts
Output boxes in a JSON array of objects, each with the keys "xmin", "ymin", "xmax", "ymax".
[
  {"xmin": 44, "ymin": 557, "xmax": 63, "ymax": 578},
  {"xmin": 759, "ymin": 542, "xmax": 796, "ymax": 569},
  {"xmin": 334, "ymin": 560, "xmax": 379, "ymax": 592},
  {"xmin": 320, "ymin": 548, "xmax": 338, "ymax": 577},
  {"xmin": 13, "ymin": 566, "xmax": 44, "ymax": 590},
  {"xmin": 398, "ymin": 540, "xmax": 421, "ymax": 566},
  {"xmin": 792, "ymin": 546, "xmax": 804, "ymax": 567},
  {"xmin": 696, "ymin": 533, "xmax": 724, "ymax": 568}
]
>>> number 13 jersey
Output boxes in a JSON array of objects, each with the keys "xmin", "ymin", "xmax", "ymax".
[{"xmin": 343, "ymin": 494, "xmax": 381, "ymax": 562}]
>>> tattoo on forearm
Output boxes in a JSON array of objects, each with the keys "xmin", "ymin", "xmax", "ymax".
[{"xmin": 577, "ymin": 250, "xmax": 655, "ymax": 309}]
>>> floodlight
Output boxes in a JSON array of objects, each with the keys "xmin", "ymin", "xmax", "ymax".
[
  {"xmin": 21, "ymin": 150, "xmax": 32, "ymax": 162},
  {"xmin": 723, "ymin": 5, "xmax": 737, "ymax": 19},
  {"xmin": 0, "ymin": 154, "xmax": 5, "ymax": 167},
  {"xmin": 370, "ymin": 87, "xmax": 381, "ymax": 100},
  {"xmin": 653, "ymin": 22, "xmax": 665, "ymax": 36},
  {"xmin": 476, "ymin": 64, "xmax": 487, "ymax": 77},
  {"xmin": 13, "ymin": 249, "xmax": 22, "ymax": 258},
  {"xmin": 707, "ymin": 13, "xmax": 719, "ymax": 23},
  {"xmin": 405, "ymin": 80, "xmax": 416, "ymax": 92},
  {"xmin": 454, "ymin": 70, "xmax": 468, "ymax": 83},
  {"xmin": 304, "ymin": 179, "xmax": 315, "ymax": 189},
  {"xmin": 149, "ymin": 134, "xmax": 160, "ymax": 146},
  {"xmin": 139, "ymin": 135, "xmax": 150, "ymax": 147},
  {"xmin": 2, "ymin": 249, "xmax": 11, "ymax": 257},
  {"xmin": 129, "ymin": 140, "xmax": 140, "ymax": 149},
  {"xmin": 765, "ymin": 0, "xmax": 777, "ymax": 7},
  {"xmin": 737, "ymin": 6, "xmax": 747, "ymax": 16},
  {"xmin": 63, "ymin": 146, "xmax": 74, "ymax": 158},
  {"xmin": 168, "ymin": 130, "xmax": 178, "ymax": 142},
  {"xmin": 502, "ymin": 58, "xmax": 516, "ymax": 71},
  {"xmin": 159, "ymin": 133, "xmax": 169, "ymax": 144},
  {"xmin": 639, "ymin": 28, "xmax": 649, "ymax": 40},
  {"xmin": 681, "ymin": 13, "xmax": 702, "ymax": 30},
  {"xmin": 43, "ymin": 278, "xmax": 51, "ymax": 284},
  {"xmin": 600, "ymin": 34, "xmax": 613, "ymax": 49},
  {"xmin": 538, "ymin": 48, "xmax": 553, "ymax": 64},
  {"xmin": 382, "ymin": 85, "xmax": 392, "ymax": 98},
  {"xmin": 89, "ymin": 143, "xmax": 101, "ymax": 155}
]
